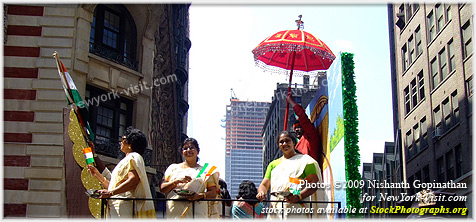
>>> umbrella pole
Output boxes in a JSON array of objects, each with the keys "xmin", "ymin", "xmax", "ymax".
[{"xmin": 283, "ymin": 51, "xmax": 297, "ymax": 131}]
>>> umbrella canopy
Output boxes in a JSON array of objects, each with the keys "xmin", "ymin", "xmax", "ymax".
[
  {"xmin": 252, "ymin": 29, "xmax": 335, "ymax": 76},
  {"xmin": 252, "ymin": 16, "xmax": 336, "ymax": 131}
]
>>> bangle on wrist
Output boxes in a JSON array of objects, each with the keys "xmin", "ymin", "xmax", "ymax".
[
  {"xmin": 201, "ymin": 193, "xmax": 206, "ymax": 199},
  {"xmin": 111, "ymin": 190, "xmax": 115, "ymax": 196},
  {"xmin": 298, "ymin": 194, "xmax": 302, "ymax": 200}
]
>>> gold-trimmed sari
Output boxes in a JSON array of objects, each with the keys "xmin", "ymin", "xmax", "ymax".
[{"xmin": 164, "ymin": 163, "xmax": 220, "ymax": 218}]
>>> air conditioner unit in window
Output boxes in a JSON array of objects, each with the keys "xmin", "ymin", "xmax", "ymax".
[{"xmin": 431, "ymin": 127, "xmax": 443, "ymax": 139}]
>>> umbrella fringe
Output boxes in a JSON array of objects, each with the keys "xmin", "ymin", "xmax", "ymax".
[
  {"xmin": 252, "ymin": 43, "xmax": 336, "ymax": 61},
  {"xmin": 253, "ymin": 59, "xmax": 321, "ymax": 77}
]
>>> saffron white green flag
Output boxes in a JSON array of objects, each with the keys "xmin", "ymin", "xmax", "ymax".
[
  {"xmin": 54, "ymin": 52, "xmax": 95, "ymax": 141},
  {"xmin": 196, "ymin": 163, "xmax": 217, "ymax": 179},
  {"xmin": 83, "ymin": 147, "xmax": 95, "ymax": 165}
]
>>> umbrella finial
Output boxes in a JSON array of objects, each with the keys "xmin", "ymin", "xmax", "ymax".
[{"xmin": 295, "ymin": 15, "xmax": 304, "ymax": 30}]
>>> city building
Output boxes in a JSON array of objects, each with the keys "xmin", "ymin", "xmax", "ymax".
[
  {"xmin": 261, "ymin": 77, "xmax": 318, "ymax": 173},
  {"xmin": 225, "ymin": 97, "xmax": 270, "ymax": 198},
  {"xmin": 4, "ymin": 4, "xmax": 190, "ymax": 217},
  {"xmin": 388, "ymin": 2, "xmax": 472, "ymax": 217},
  {"xmin": 361, "ymin": 142, "xmax": 397, "ymax": 218}
]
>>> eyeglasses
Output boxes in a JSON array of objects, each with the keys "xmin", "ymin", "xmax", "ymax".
[{"xmin": 182, "ymin": 146, "xmax": 197, "ymax": 151}]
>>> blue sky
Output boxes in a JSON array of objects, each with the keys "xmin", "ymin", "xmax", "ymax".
[{"xmin": 187, "ymin": 4, "xmax": 394, "ymax": 177}]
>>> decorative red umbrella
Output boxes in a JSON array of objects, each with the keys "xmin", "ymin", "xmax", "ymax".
[{"xmin": 252, "ymin": 15, "xmax": 335, "ymax": 130}]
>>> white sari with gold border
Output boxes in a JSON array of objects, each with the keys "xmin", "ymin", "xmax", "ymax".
[
  {"xmin": 164, "ymin": 163, "xmax": 220, "ymax": 218},
  {"xmin": 268, "ymin": 154, "xmax": 327, "ymax": 219},
  {"xmin": 102, "ymin": 152, "xmax": 156, "ymax": 218}
]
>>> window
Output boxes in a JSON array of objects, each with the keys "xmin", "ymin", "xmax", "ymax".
[
  {"xmin": 411, "ymin": 79, "xmax": 418, "ymax": 107},
  {"xmin": 462, "ymin": 20, "xmax": 473, "ymax": 58},
  {"xmin": 427, "ymin": 11, "xmax": 435, "ymax": 42},
  {"xmin": 406, "ymin": 3, "xmax": 413, "ymax": 21},
  {"xmin": 436, "ymin": 4, "xmax": 445, "ymax": 32},
  {"xmin": 433, "ymin": 105, "xmax": 442, "ymax": 128},
  {"xmin": 420, "ymin": 117, "xmax": 428, "ymax": 148},
  {"xmin": 455, "ymin": 145, "xmax": 463, "ymax": 177},
  {"xmin": 437, "ymin": 156, "xmax": 445, "ymax": 182},
  {"xmin": 423, "ymin": 165, "xmax": 430, "ymax": 183},
  {"xmin": 442, "ymin": 98, "xmax": 451, "ymax": 129},
  {"xmin": 89, "ymin": 4, "xmax": 138, "ymax": 71},
  {"xmin": 445, "ymin": 4, "xmax": 451, "ymax": 22},
  {"xmin": 409, "ymin": 35, "xmax": 415, "ymax": 64},
  {"xmin": 404, "ymin": 87, "xmax": 411, "ymax": 114},
  {"xmin": 413, "ymin": 123, "xmax": 420, "ymax": 153},
  {"xmin": 402, "ymin": 44, "xmax": 408, "ymax": 71},
  {"xmin": 452, "ymin": 90, "xmax": 459, "ymax": 124},
  {"xmin": 86, "ymin": 85, "xmax": 133, "ymax": 158},
  {"xmin": 446, "ymin": 150, "xmax": 455, "ymax": 180},
  {"xmin": 439, "ymin": 48, "xmax": 448, "ymax": 80},
  {"xmin": 418, "ymin": 71, "xmax": 425, "ymax": 101},
  {"xmin": 431, "ymin": 58, "xmax": 439, "ymax": 88},
  {"xmin": 412, "ymin": 3, "xmax": 420, "ymax": 14},
  {"xmin": 415, "ymin": 26, "xmax": 422, "ymax": 56},
  {"xmin": 467, "ymin": 77, "xmax": 473, "ymax": 114},
  {"xmin": 448, "ymin": 39, "xmax": 456, "ymax": 72},
  {"xmin": 406, "ymin": 130, "xmax": 413, "ymax": 159}
]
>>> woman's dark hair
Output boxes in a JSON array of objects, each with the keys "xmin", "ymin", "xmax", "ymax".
[
  {"xmin": 180, "ymin": 137, "xmax": 200, "ymax": 163},
  {"xmin": 219, "ymin": 179, "xmax": 232, "ymax": 206},
  {"xmin": 236, "ymin": 180, "xmax": 258, "ymax": 205},
  {"xmin": 123, "ymin": 126, "xmax": 147, "ymax": 155},
  {"xmin": 277, "ymin": 131, "xmax": 302, "ymax": 154}
]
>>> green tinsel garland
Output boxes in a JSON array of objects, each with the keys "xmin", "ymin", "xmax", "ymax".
[{"xmin": 341, "ymin": 52, "xmax": 363, "ymax": 218}]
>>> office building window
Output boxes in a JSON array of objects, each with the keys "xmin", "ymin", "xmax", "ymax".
[
  {"xmin": 423, "ymin": 165, "xmax": 430, "ymax": 183},
  {"xmin": 402, "ymin": 44, "xmax": 408, "ymax": 71},
  {"xmin": 409, "ymin": 35, "xmax": 415, "ymax": 64},
  {"xmin": 448, "ymin": 39, "xmax": 456, "ymax": 72},
  {"xmin": 467, "ymin": 77, "xmax": 473, "ymax": 114},
  {"xmin": 445, "ymin": 4, "xmax": 451, "ymax": 21},
  {"xmin": 413, "ymin": 123, "xmax": 420, "ymax": 153},
  {"xmin": 415, "ymin": 26, "xmax": 422, "ymax": 56},
  {"xmin": 431, "ymin": 58, "xmax": 439, "ymax": 88},
  {"xmin": 455, "ymin": 145, "xmax": 463, "ymax": 177},
  {"xmin": 439, "ymin": 48, "xmax": 448, "ymax": 80},
  {"xmin": 427, "ymin": 11, "xmax": 435, "ymax": 42},
  {"xmin": 404, "ymin": 87, "xmax": 411, "ymax": 114},
  {"xmin": 89, "ymin": 4, "xmax": 138, "ymax": 71},
  {"xmin": 436, "ymin": 4, "xmax": 445, "ymax": 32},
  {"xmin": 418, "ymin": 71, "xmax": 425, "ymax": 101},
  {"xmin": 406, "ymin": 130, "xmax": 413, "ymax": 159},
  {"xmin": 433, "ymin": 105, "xmax": 442, "ymax": 128},
  {"xmin": 411, "ymin": 79, "xmax": 418, "ymax": 107},
  {"xmin": 446, "ymin": 150, "xmax": 455, "ymax": 180},
  {"xmin": 442, "ymin": 98, "xmax": 451, "ymax": 130},
  {"xmin": 452, "ymin": 90, "xmax": 459, "ymax": 124},
  {"xmin": 420, "ymin": 117, "xmax": 428, "ymax": 148},
  {"xmin": 406, "ymin": 3, "xmax": 413, "ymax": 21},
  {"xmin": 437, "ymin": 156, "xmax": 445, "ymax": 182},
  {"xmin": 462, "ymin": 20, "xmax": 473, "ymax": 58}
]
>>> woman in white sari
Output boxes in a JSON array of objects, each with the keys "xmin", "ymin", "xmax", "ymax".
[
  {"xmin": 256, "ymin": 131, "xmax": 326, "ymax": 219},
  {"xmin": 87, "ymin": 127, "xmax": 156, "ymax": 218},
  {"xmin": 160, "ymin": 138, "xmax": 220, "ymax": 218}
]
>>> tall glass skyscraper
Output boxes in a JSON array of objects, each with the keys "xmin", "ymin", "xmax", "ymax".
[{"xmin": 225, "ymin": 99, "xmax": 270, "ymax": 198}]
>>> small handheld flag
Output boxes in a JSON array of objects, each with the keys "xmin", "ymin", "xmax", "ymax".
[
  {"xmin": 83, "ymin": 147, "xmax": 95, "ymax": 165},
  {"xmin": 196, "ymin": 163, "xmax": 217, "ymax": 178},
  {"xmin": 289, "ymin": 177, "xmax": 303, "ymax": 195}
]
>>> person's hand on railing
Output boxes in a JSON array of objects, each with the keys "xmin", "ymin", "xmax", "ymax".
[
  {"xmin": 285, "ymin": 194, "xmax": 301, "ymax": 203},
  {"xmin": 96, "ymin": 189, "xmax": 114, "ymax": 199},
  {"xmin": 256, "ymin": 192, "xmax": 267, "ymax": 202}
]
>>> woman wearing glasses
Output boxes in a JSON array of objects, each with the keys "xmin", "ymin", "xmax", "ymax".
[
  {"xmin": 160, "ymin": 138, "xmax": 220, "ymax": 218},
  {"xmin": 87, "ymin": 127, "xmax": 156, "ymax": 218}
]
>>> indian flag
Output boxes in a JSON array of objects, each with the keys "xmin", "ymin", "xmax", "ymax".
[
  {"xmin": 196, "ymin": 163, "xmax": 217, "ymax": 179},
  {"xmin": 54, "ymin": 52, "xmax": 95, "ymax": 141},
  {"xmin": 83, "ymin": 147, "xmax": 95, "ymax": 165}
]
